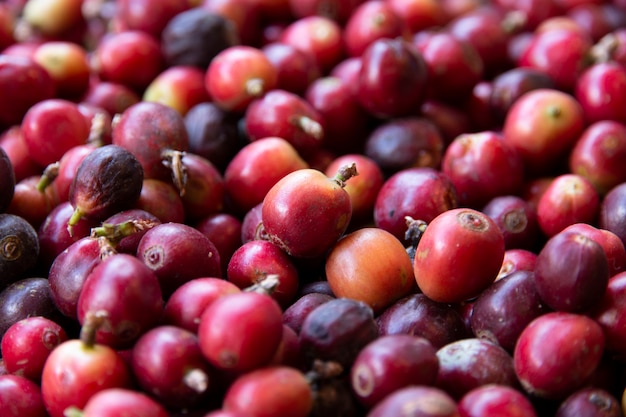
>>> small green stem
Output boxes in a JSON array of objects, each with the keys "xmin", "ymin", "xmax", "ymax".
[
  {"xmin": 79, "ymin": 310, "xmax": 108, "ymax": 348},
  {"xmin": 63, "ymin": 406, "xmax": 84, "ymax": 417},
  {"xmin": 67, "ymin": 207, "xmax": 83, "ymax": 237},
  {"xmin": 332, "ymin": 163, "xmax": 358, "ymax": 188},
  {"xmin": 37, "ymin": 162, "xmax": 60, "ymax": 193}
]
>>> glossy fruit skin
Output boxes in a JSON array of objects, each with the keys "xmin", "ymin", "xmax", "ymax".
[
  {"xmin": 502, "ymin": 88, "xmax": 585, "ymax": 176},
  {"xmin": 0, "ymin": 374, "xmax": 48, "ymax": 417},
  {"xmin": 223, "ymin": 137, "xmax": 308, "ymax": 215},
  {"xmin": 357, "ymin": 37, "xmax": 428, "ymax": 119},
  {"xmin": 130, "ymin": 325, "xmax": 213, "ymax": 410},
  {"xmin": 47, "ymin": 236, "xmax": 102, "ymax": 319},
  {"xmin": 0, "ymin": 277, "xmax": 69, "ymax": 342},
  {"xmin": 470, "ymin": 270, "xmax": 547, "ymax": 353},
  {"xmin": 569, "ymin": 120, "xmax": 626, "ymax": 195},
  {"xmin": 93, "ymin": 30, "xmax": 164, "ymax": 92},
  {"xmin": 136, "ymin": 222, "xmax": 222, "ymax": 298},
  {"xmin": 344, "ymin": 1, "xmax": 408, "ymax": 58},
  {"xmin": 77, "ymin": 388, "xmax": 170, "ymax": 417},
  {"xmin": 111, "ymin": 101, "xmax": 189, "ymax": 182},
  {"xmin": 350, "ymin": 334, "xmax": 439, "ymax": 409},
  {"xmin": 555, "ymin": 387, "xmax": 623, "ymax": 417},
  {"xmin": 458, "ymin": 384, "xmax": 539, "ymax": 417},
  {"xmin": 534, "ymin": 229, "xmax": 609, "ymax": 313},
  {"xmin": 599, "ymin": 182, "xmax": 626, "ymax": 248},
  {"xmin": 244, "ymin": 89, "xmax": 326, "ymax": 157},
  {"xmin": 261, "ymin": 168, "xmax": 352, "ymax": 259},
  {"xmin": 69, "ymin": 144, "xmax": 144, "ymax": 226},
  {"xmin": 592, "ymin": 271, "xmax": 626, "ymax": 360},
  {"xmin": 227, "ymin": 239, "xmax": 299, "ymax": 308},
  {"xmin": 513, "ymin": 312, "xmax": 605, "ymax": 400},
  {"xmin": 441, "ymin": 131, "xmax": 525, "ymax": 209},
  {"xmin": 518, "ymin": 27, "xmax": 593, "ymax": 91},
  {"xmin": 223, "ymin": 366, "xmax": 313, "ymax": 417},
  {"xmin": 40, "ymin": 339, "xmax": 132, "ymax": 417},
  {"xmin": 206, "ymin": 45, "xmax": 278, "ymax": 113},
  {"xmin": 162, "ymin": 277, "xmax": 241, "ymax": 333},
  {"xmin": 377, "ymin": 293, "xmax": 469, "ymax": 350},
  {"xmin": 366, "ymin": 385, "xmax": 460, "ymax": 417},
  {"xmin": 536, "ymin": 173, "xmax": 600, "ymax": 238},
  {"xmin": 482, "ymin": 195, "xmax": 541, "ymax": 251},
  {"xmin": 489, "ymin": 67, "xmax": 556, "ymax": 123},
  {"xmin": 76, "ymin": 253, "xmax": 164, "ymax": 349},
  {"xmin": 374, "ymin": 167, "xmax": 458, "ymax": 244},
  {"xmin": 0, "ymin": 213, "xmax": 40, "ymax": 290},
  {"xmin": 299, "ymin": 297, "xmax": 379, "ymax": 368},
  {"xmin": 414, "ymin": 208, "xmax": 505, "ymax": 303},
  {"xmin": 0, "ymin": 55, "xmax": 56, "ymax": 130},
  {"xmin": 415, "ymin": 31, "xmax": 484, "ymax": 104},
  {"xmin": 435, "ymin": 338, "xmax": 519, "ymax": 400},
  {"xmin": 363, "ymin": 116, "xmax": 444, "ymax": 175},
  {"xmin": 197, "ymin": 291, "xmax": 283, "ymax": 372},
  {"xmin": 1, "ymin": 316, "xmax": 68, "ymax": 382},
  {"xmin": 21, "ymin": 98, "xmax": 90, "ymax": 168},
  {"xmin": 575, "ymin": 61, "xmax": 626, "ymax": 124},
  {"xmin": 325, "ymin": 227, "xmax": 415, "ymax": 314}
]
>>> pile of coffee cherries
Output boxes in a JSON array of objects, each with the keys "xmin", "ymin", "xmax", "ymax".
[{"xmin": 1, "ymin": 0, "xmax": 626, "ymax": 416}]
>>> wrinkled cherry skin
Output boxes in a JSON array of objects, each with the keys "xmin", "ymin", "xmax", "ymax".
[{"xmin": 514, "ymin": 312, "xmax": 605, "ymax": 400}]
